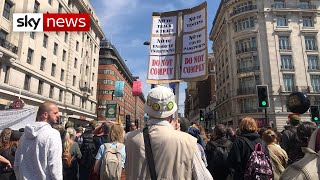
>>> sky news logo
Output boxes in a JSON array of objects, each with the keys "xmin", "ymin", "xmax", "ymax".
[{"xmin": 13, "ymin": 13, "xmax": 90, "ymax": 32}]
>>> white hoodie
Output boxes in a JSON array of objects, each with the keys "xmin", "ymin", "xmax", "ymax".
[{"xmin": 14, "ymin": 122, "xmax": 63, "ymax": 180}]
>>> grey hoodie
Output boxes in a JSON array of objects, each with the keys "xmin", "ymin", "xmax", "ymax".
[{"xmin": 14, "ymin": 122, "xmax": 63, "ymax": 180}]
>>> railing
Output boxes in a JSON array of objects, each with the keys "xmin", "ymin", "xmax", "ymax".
[
  {"xmin": 279, "ymin": 85, "xmax": 298, "ymax": 92},
  {"xmin": 272, "ymin": 2, "xmax": 317, "ymax": 9},
  {"xmin": 236, "ymin": 47, "xmax": 257, "ymax": 54},
  {"xmin": 241, "ymin": 108, "xmax": 258, "ymax": 113},
  {"xmin": 279, "ymin": 46, "xmax": 292, "ymax": 50},
  {"xmin": 0, "ymin": 38, "xmax": 18, "ymax": 54},
  {"xmin": 237, "ymin": 87, "xmax": 256, "ymax": 95},
  {"xmin": 308, "ymin": 65, "xmax": 320, "ymax": 70},
  {"xmin": 80, "ymin": 86, "xmax": 91, "ymax": 93},
  {"xmin": 230, "ymin": 5, "xmax": 257, "ymax": 17},
  {"xmin": 237, "ymin": 66, "xmax": 260, "ymax": 73},
  {"xmin": 280, "ymin": 65, "xmax": 295, "ymax": 70}
]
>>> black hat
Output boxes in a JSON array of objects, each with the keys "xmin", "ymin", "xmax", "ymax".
[{"xmin": 10, "ymin": 130, "xmax": 22, "ymax": 141}]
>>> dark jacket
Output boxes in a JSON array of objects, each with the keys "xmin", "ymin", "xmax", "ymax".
[
  {"xmin": 227, "ymin": 132, "xmax": 269, "ymax": 180},
  {"xmin": 280, "ymin": 127, "xmax": 303, "ymax": 164},
  {"xmin": 206, "ymin": 137, "xmax": 233, "ymax": 180}
]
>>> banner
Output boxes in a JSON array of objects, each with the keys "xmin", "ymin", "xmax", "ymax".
[
  {"xmin": 0, "ymin": 108, "xmax": 36, "ymax": 131},
  {"xmin": 106, "ymin": 101, "xmax": 117, "ymax": 119},
  {"xmin": 146, "ymin": 2, "xmax": 208, "ymax": 84}
]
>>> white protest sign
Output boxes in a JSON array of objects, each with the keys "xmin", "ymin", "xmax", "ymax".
[
  {"xmin": 152, "ymin": 16, "xmax": 177, "ymax": 35},
  {"xmin": 148, "ymin": 55, "xmax": 175, "ymax": 80},
  {"xmin": 150, "ymin": 36, "xmax": 176, "ymax": 56},
  {"xmin": 183, "ymin": 28, "xmax": 206, "ymax": 53},
  {"xmin": 181, "ymin": 50, "xmax": 206, "ymax": 78},
  {"xmin": 183, "ymin": 8, "xmax": 206, "ymax": 33}
]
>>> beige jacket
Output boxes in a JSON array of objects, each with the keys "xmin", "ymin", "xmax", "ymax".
[
  {"xmin": 280, "ymin": 129, "xmax": 320, "ymax": 180},
  {"xmin": 125, "ymin": 122, "xmax": 197, "ymax": 180}
]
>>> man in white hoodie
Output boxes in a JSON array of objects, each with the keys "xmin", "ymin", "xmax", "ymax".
[{"xmin": 14, "ymin": 101, "xmax": 63, "ymax": 180}]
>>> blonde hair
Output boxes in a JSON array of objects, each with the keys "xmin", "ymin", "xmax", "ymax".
[
  {"xmin": 262, "ymin": 129, "xmax": 277, "ymax": 145},
  {"xmin": 63, "ymin": 127, "xmax": 76, "ymax": 167},
  {"xmin": 109, "ymin": 124, "xmax": 124, "ymax": 143},
  {"xmin": 239, "ymin": 117, "xmax": 258, "ymax": 133}
]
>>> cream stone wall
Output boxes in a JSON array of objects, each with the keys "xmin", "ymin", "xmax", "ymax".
[{"xmin": 0, "ymin": 0, "xmax": 104, "ymax": 123}]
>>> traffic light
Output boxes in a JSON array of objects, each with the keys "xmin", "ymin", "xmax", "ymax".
[
  {"xmin": 257, "ymin": 85, "xmax": 269, "ymax": 108},
  {"xmin": 125, "ymin": 115, "xmax": 130, "ymax": 132},
  {"xmin": 310, "ymin": 106, "xmax": 320, "ymax": 122},
  {"xmin": 199, "ymin": 110, "xmax": 204, "ymax": 121}
]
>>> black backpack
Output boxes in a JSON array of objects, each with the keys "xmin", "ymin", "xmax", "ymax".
[
  {"xmin": 79, "ymin": 131, "xmax": 96, "ymax": 168},
  {"xmin": 286, "ymin": 128, "xmax": 304, "ymax": 164},
  {"xmin": 207, "ymin": 140, "xmax": 232, "ymax": 176}
]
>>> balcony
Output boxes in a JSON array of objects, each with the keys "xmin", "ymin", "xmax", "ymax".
[
  {"xmin": 0, "ymin": 38, "xmax": 18, "ymax": 54},
  {"xmin": 280, "ymin": 65, "xmax": 295, "ymax": 70},
  {"xmin": 279, "ymin": 46, "xmax": 292, "ymax": 51},
  {"xmin": 237, "ymin": 87, "xmax": 256, "ymax": 95},
  {"xmin": 308, "ymin": 65, "xmax": 320, "ymax": 71},
  {"xmin": 279, "ymin": 85, "xmax": 298, "ymax": 93},
  {"xmin": 241, "ymin": 108, "xmax": 258, "ymax": 114},
  {"xmin": 272, "ymin": 2, "xmax": 317, "ymax": 10},
  {"xmin": 230, "ymin": 5, "xmax": 257, "ymax": 17},
  {"xmin": 236, "ymin": 47, "xmax": 257, "ymax": 55},
  {"xmin": 237, "ymin": 66, "xmax": 260, "ymax": 73}
]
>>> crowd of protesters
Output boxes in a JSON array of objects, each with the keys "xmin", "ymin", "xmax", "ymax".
[{"xmin": 0, "ymin": 86, "xmax": 320, "ymax": 180}]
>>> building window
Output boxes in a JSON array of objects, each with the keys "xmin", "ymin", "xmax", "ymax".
[
  {"xmin": 30, "ymin": 32, "xmax": 35, "ymax": 39},
  {"xmin": 305, "ymin": 36, "xmax": 317, "ymax": 50},
  {"xmin": 59, "ymin": 89, "xmax": 63, "ymax": 101},
  {"xmin": 308, "ymin": 55, "xmax": 319, "ymax": 70},
  {"xmin": 53, "ymin": 42, "xmax": 58, "ymax": 55},
  {"xmin": 283, "ymin": 74, "xmax": 294, "ymax": 92},
  {"xmin": 60, "ymin": 69, "xmax": 64, "ymax": 81},
  {"xmin": 311, "ymin": 75, "xmax": 320, "ymax": 92},
  {"xmin": 76, "ymin": 41, "xmax": 79, "ymax": 51},
  {"xmin": 280, "ymin": 55, "xmax": 294, "ymax": 69},
  {"xmin": 43, "ymin": 34, "xmax": 48, "ymax": 48},
  {"xmin": 23, "ymin": 74, "xmax": 31, "ymax": 90},
  {"xmin": 49, "ymin": 85, "xmax": 54, "ymax": 98},
  {"xmin": 303, "ymin": 16, "xmax": 314, "ymax": 27},
  {"xmin": 38, "ymin": 80, "xmax": 43, "ymax": 95},
  {"xmin": 51, "ymin": 63, "xmax": 56, "ymax": 76},
  {"xmin": 279, "ymin": 36, "xmax": 291, "ymax": 50},
  {"xmin": 74, "ymin": 58, "xmax": 77, "ymax": 68},
  {"xmin": 4, "ymin": 66, "xmax": 10, "ymax": 84},
  {"xmin": 64, "ymin": 32, "xmax": 68, "ymax": 42},
  {"xmin": 82, "ymin": 98, "xmax": 86, "ymax": 108},
  {"xmin": 72, "ymin": 94, "xmax": 75, "ymax": 105},
  {"xmin": 234, "ymin": 17, "xmax": 255, "ymax": 32},
  {"xmin": 93, "ymin": 59, "xmax": 96, "ymax": 67},
  {"xmin": 34, "ymin": 1, "xmax": 40, "ymax": 13},
  {"xmin": 27, "ymin": 48, "xmax": 33, "ymax": 64},
  {"xmin": 73, "ymin": 75, "xmax": 76, "ymax": 86},
  {"xmin": 276, "ymin": 15, "xmax": 287, "ymax": 26},
  {"xmin": 236, "ymin": 37, "xmax": 257, "ymax": 54},
  {"xmin": 86, "ymin": 65, "xmax": 89, "ymax": 75},
  {"xmin": 273, "ymin": 0, "xmax": 285, "ymax": 8},
  {"xmin": 91, "ymin": 87, "xmax": 93, "ymax": 95},
  {"xmin": 3, "ymin": 1, "xmax": 12, "ymax": 20},
  {"xmin": 40, "ymin": 56, "xmax": 46, "ymax": 71},
  {"xmin": 94, "ymin": 45, "xmax": 97, "ymax": 53},
  {"xmin": 0, "ymin": 30, "xmax": 8, "ymax": 40},
  {"xmin": 62, "ymin": 50, "xmax": 66, "ymax": 61},
  {"xmin": 92, "ymin": 73, "xmax": 94, "ymax": 81},
  {"xmin": 58, "ymin": 3, "xmax": 62, "ymax": 13}
]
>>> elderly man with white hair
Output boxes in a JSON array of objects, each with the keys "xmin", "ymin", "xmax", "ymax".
[{"xmin": 125, "ymin": 85, "xmax": 213, "ymax": 180}]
